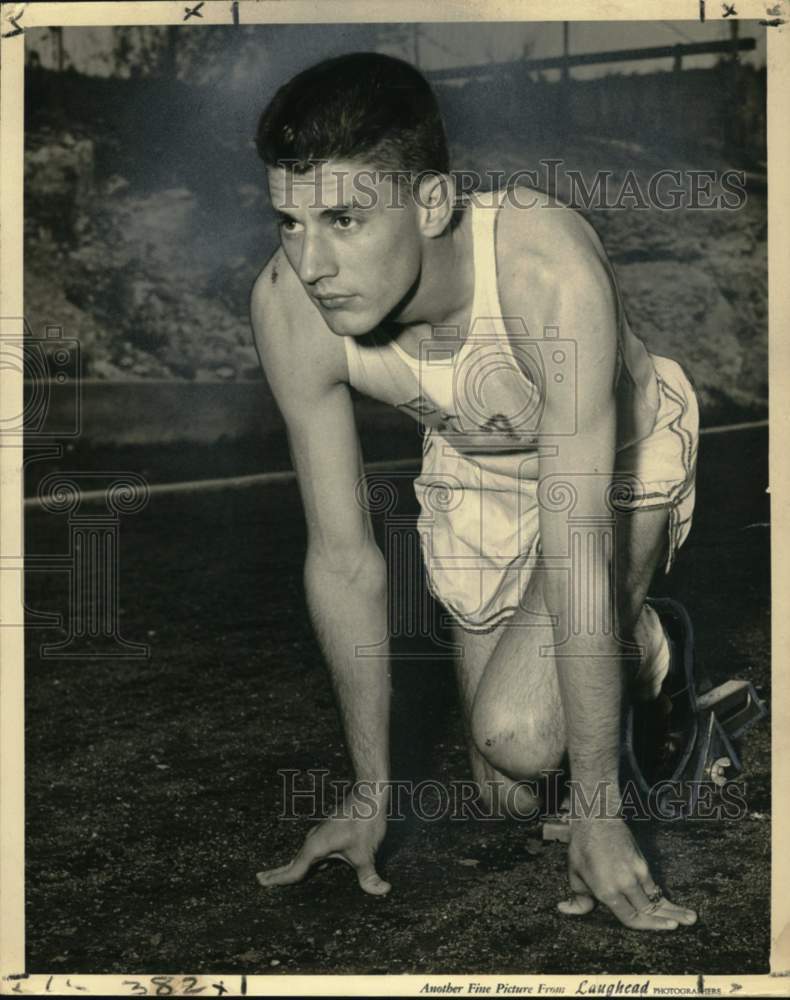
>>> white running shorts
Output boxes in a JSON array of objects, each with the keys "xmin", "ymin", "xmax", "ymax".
[{"xmin": 413, "ymin": 354, "xmax": 699, "ymax": 633}]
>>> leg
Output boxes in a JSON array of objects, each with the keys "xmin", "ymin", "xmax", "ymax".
[
  {"xmin": 471, "ymin": 506, "xmax": 670, "ymax": 780},
  {"xmin": 450, "ymin": 622, "xmax": 539, "ymax": 817}
]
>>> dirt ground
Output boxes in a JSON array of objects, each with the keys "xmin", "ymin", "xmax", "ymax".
[{"xmin": 24, "ymin": 425, "xmax": 770, "ymax": 976}]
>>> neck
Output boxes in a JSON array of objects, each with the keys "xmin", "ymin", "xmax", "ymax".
[{"xmin": 390, "ymin": 207, "xmax": 474, "ymax": 332}]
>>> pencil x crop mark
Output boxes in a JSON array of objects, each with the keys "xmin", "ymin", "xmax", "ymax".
[
  {"xmin": 1, "ymin": 14, "xmax": 23, "ymax": 37},
  {"xmin": 184, "ymin": 2, "xmax": 205, "ymax": 19}
]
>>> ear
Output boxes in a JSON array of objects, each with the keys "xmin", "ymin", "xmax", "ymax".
[{"xmin": 416, "ymin": 172, "xmax": 455, "ymax": 238}]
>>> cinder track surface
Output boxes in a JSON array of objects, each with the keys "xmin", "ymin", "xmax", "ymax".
[{"xmin": 24, "ymin": 426, "xmax": 770, "ymax": 975}]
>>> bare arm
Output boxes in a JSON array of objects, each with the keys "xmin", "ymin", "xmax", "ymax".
[
  {"xmin": 501, "ymin": 205, "xmax": 696, "ymax": 929},
  {"xmin": 499, "ymin": 205, "xmax": 626, "ymax": 791},
  {"xmin": 250, "ymin": 256, "xmax": 391, "ymax": 893}
]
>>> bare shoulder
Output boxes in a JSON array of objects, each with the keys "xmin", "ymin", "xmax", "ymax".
[
  {"xmin": 250, "ymin": 247, "xmax": 349, "ymax": 402},
  {"xmin": 494, "ymin": 186, "xmax": 616, "ymax": 317}
]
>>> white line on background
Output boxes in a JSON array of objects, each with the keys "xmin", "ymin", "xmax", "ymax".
[{"xmin": 24, "ymin": 418, "xmax": 769, "ymax": 509}]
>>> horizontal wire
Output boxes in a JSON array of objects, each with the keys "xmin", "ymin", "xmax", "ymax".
[{"xmin": 23, "ymin": 417, "xmax": 769, "ymax": 509}]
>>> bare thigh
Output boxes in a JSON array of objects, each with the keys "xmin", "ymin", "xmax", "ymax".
[
  {"xmin": 469, "ymin": 506, "xmax": 671, "ymax": 780},
  {"xmin": 451, "ymin": 623, "xmax": 542, "ymax": 815}
]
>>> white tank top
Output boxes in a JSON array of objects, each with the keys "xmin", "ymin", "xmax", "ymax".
[{"xmin": 343, "ymin": 188, "xmax": 660, "ymax": 463}]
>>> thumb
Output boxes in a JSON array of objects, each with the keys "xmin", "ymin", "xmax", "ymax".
[
  {"xmin": 558, "ymin": 868, "xmax": 595, "ymax": 916},
  {"xmin": 257, "ymin": 834, "xmax": 323, "ymax": 887},
  {"xmin": 354, "ymin": 857, "xmax": 391, "ymax": 897},
  {"xmin": 256, "ymin": 851, "xmax": 314, "ymax": 887}
]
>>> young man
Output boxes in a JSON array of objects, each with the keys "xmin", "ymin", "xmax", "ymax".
[{"xmin": 251, "ymin": 52, "xmax": 699, "ymax": 932}]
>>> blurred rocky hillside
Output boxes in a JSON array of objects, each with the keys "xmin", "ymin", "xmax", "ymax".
[
  {"xmin": 25, "ymin": 126, "xmax": 265, "ymax": 382},
  {"xmin": 457, "ymin": 136, "xmax": 767, "ymax": 422}
]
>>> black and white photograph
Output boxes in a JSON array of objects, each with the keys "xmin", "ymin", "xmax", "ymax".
[{"xmin": 1, "ymin": 1, "xmax": 786, "ymax": 994}]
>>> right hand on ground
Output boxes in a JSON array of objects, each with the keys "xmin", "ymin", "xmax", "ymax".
[
  {"xmin": 558, "ymin": 815, "xmax": 697, "ymax": 931},
  {"xmin": 256, "ymin": 796, "xmax": 390, "ymax": 897}
]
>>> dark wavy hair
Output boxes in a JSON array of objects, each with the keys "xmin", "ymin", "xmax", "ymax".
[{"xmin": 256, "ymin": 52, "xmax": 450, "ymax": 176}]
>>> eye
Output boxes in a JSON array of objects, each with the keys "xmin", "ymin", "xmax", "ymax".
[
  {"xmin": 278, "ymin": 218, "xmax": 301, "ymax": 234},
  {"xmin": 334, "ymin": 215, "xmax": 357, "ymax": 230}
]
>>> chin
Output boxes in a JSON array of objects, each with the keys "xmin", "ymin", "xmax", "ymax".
[{"xmin": 327, "ymin": 312, "xmax": 380, "ymax": 338}]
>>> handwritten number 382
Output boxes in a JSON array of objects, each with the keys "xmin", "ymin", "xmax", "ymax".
[{"xmin": 123, "ymin": 978, "xmax": 203, "ymax": 996}]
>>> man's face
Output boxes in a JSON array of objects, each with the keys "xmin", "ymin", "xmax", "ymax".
[{"xmin": 267, "ymin": 160, "xmax": 423, "ymax": 336}]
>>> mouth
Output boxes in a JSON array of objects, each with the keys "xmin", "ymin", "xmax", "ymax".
[{"xmin": 314, "ymin": 293, "xmax": 355, "ymax": 309}]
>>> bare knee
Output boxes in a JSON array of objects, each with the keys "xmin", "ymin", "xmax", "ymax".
[{"xmin": 471, "ymin": 694, "xmax": 564, "ymax": 781}]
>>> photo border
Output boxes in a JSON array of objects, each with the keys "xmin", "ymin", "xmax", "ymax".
[{"xmin": 1, "ymin": 0, "xmax": 787, "ymax": 994}]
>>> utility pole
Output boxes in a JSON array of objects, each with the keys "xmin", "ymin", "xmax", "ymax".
[
  {"xmin": 727, "ymin": 18, "xmax": 741, "ymax": 156},
  {"xmin": 52, "ymin": 27, "xmax": 65, "ymax": 72},
  {"xmin": 162, "ymin": 26, "xmax": 178, "ymax": 78},
  {"xmin": 559, "ymin": 22, "xmax": 570, "ymax": 137}
]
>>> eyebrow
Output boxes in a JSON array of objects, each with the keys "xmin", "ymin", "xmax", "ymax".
[{"xmin": 274, "ymin": 199, "xmax": 370, "ymax": 221}]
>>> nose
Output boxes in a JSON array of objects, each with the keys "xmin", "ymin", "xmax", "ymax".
[{"xmin": 297, "ymin": 231, "xmax": 337, "ymax": 286}]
